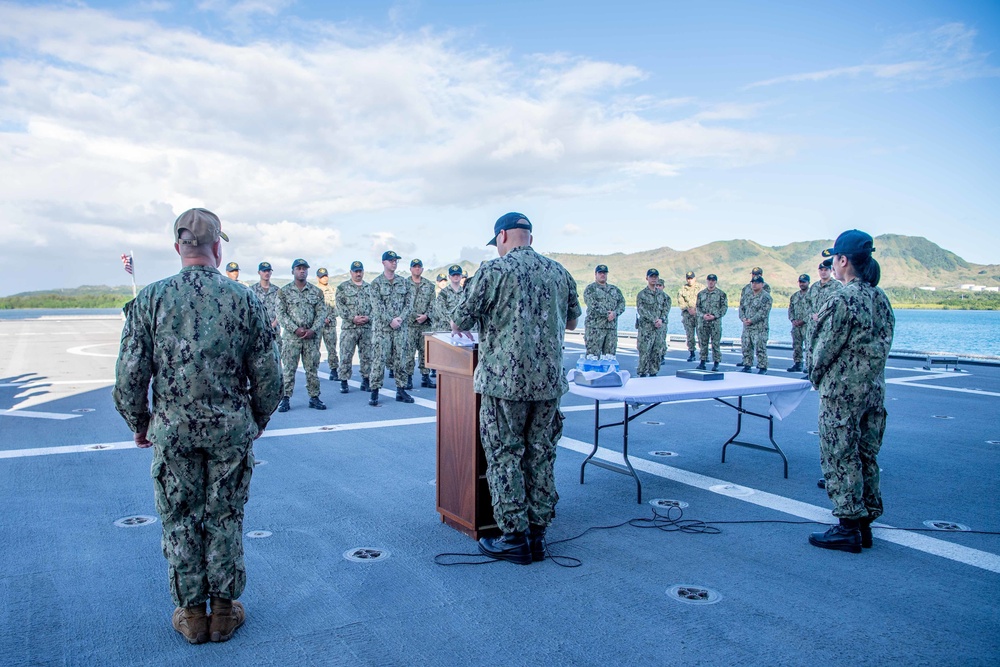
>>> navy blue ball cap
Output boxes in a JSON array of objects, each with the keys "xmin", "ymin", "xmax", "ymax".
[
  {"xmin": 350, "ymin": 260, "xmax": 364, "ymax": 271},
  {"xmin": 436, "ymin": 273, "xmax": 446, "ymax": 281},
  {"xmin": 225, "ymin": 262, "xmax": 239, "ymax": 272},
  {"xmin": 646, "ymin": 268, "xmax": 659, "ymax": 277},
  {"xmin": 819, "ymin": 259, "xmax": 833, "ymax": 269},
  {"xmin": 685, "ymin": 271, "xmax": 695, "ymax": 279},
  {"xmin": 707, "ymin": 273, "xmax": 718, "ymax": 281},
  {"xmin": 488, "ymin": 212, "xmax": 532, "ymax": 246},
  {"xmin": 799, "ymin": 274, "xmax": 811, "ymax": 282},
  {"xmin": 316, "ymin": 268, "xmax": 328, "ymax": 278},
  {"xmin": 258, "ymin": 261, "xmax": 272, "ymax": 272},
  {"xmin": 448, "ymin": 264, "xmax": 463, "ymax": 276},
  {"xmin": 595, "ymin": 264, "xmax": 609, "ymax": 273},
  {"xmin": 823, "ymin": 230, "xmax": 875, "ymax": 257},
  {"xmin": 410, "ymin": 258, "xmax": 423, "ymax": 267},
  {"xmin": 751, "ymin": 275, "xmax": 764, "ymax": 284},
  {"xmin": 292, "ymin": 258, "xmax": 309, "ymax": 269},
  {"xmin": 382, "ymin": 250, "xmax": 401, "ymax": 262}
]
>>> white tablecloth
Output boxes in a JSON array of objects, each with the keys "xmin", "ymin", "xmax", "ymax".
[{"xmin": 567, "ymin": 372, "xmax": 812, "ymax": 420}]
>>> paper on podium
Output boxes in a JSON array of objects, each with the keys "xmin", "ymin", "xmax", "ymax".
[{"xmin": 433, "ymin": 332, "xmax": 479, "ymax": 347}]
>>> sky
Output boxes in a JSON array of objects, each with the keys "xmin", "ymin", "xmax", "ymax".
[{"xmin": 0, "ymin": 0, "xmax": 998, "ymax": 295}]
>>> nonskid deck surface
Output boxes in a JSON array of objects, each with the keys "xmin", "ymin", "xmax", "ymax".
[{"xmin": 1, "ymin": 317, "xmax": 998, "ymax": 666}]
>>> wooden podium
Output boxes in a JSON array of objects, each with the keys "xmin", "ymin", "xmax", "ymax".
[{"xmin": 424, "ymin": 333, "xmax": 499, "ymax": 540}]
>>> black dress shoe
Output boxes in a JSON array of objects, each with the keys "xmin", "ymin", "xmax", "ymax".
[
  {"xmin": 340, "ymin": 380, "xmax": 349, "ymax": 394},
  {"xmin": 860, "ymin": 519, "xmax": 873, "ymax": 549},
  {"xmin": 395, "ymin": 389, "xmax": 414, "ymax": 403},
  {"xmin": 277, "ymin": 396, "xmax": 290, "ymax": 413},
  {"xmin": 711, "ymin": 362, "xmax": 719, "ymax": 371},
  {"xmin": 808, "ymin": 523, "xmax": 862, "ymax": 554},
  {"xmin": 308, "ymin": 396, "xmax": 327, "ymax": 410},
  {"xmin": 421, "ymin": 374, "xmax": 436, "ymax": 388},
  {"xmin": 696, "ymin": 362, "xmax": 706, "ymax": 370},
  {"xmin": 528, "ymin": 525, "xmax": 546, "ymax": 562},
  {"xmin": 686, "ymin": 353, "xmax": 696, "ymax": 362},
  {"xmin": 741, "ymin": 366, "xmax": 752, "ymax": 373},
  {"xmin": 360, "ymin": 377, "xmax": 370, "ymax": 392},
  {"xmin": 478, "ymin": 533, "xmax": 531, "ymax": 565},
  {"xmin": 368, "ymin": 390, "xmax": 379, "ymax": 407}
]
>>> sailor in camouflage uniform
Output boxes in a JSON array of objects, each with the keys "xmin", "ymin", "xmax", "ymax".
[
  {"xmin": 225, "ymin": 261, "xmax": 241, "ymax": 282},
  {"xmin": 739, "ymin": 267, "xmax": 770, "ymax": 368},
  {"xmin": 739, "ymin": 276, "xmax": 772, "ymax": 373},
  {"xmin": 805, "ymin": 259, "xmax": 842, "ymax": 375},
  {"xmin": 113, "ymin": 208, "xmax": 281, "ymax": 644},
  {"xmin": 635, "ymin": 269, "xmax": 670, "ymax": 377},
  {"xmin": 433, "ymin": 264, "xmax": 465, "ymax": 331},
  {"xmin": 368, "ymin": 251, "xmax": 416, "ymax": 406},
  {"xmin": 696, "ymin": 274, "xmax": 728, "ymax": 371},
  {"xmin": 808, "ymin": 230, "xmax": 894, "ymax": 554},
  {"xmin": 276, "ymin": 259, "xmax": 327, "ymax": 412},
  {"xmin": 251, "ymin": 261, "xmax": 281, "ymax": 354},
  {"xmin": 404, "ymin": 258, "xmax": 437, "ymax": 390},
  {"xmin": 316, "ymin": 268, "xmax": 340, "ymax": 381},
  {"xmin": 452, "ymin": 213, "xmax": 581, "ymax": 565},
  {"xmin": 677, "ymin": 271, "xmax": 700, "ymax": 362},
  {"xmin": 786, "ymin": 274, "xmax": 810, "ymax": 372},
  {"xmin": 335, "ymin": 261, "xmax": 372, "ymax": 394},
  {"xmin": 655, "ymin": 278, "xmax": 670, "ymax": 365},
  {"xmin": 583, "ymin": 264, "xmax": 626, "ymax": 356}
]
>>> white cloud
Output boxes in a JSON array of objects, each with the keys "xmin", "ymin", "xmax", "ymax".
[
  {"xmin": 649, "ymin": 198, "xmax": 696, "ymax": 211},
  {"xmin": 562, "ymin": 223, "xmax": 583, "ymax": 235}
]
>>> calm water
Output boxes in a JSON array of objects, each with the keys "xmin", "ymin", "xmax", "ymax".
[
  {"xmin": 605, "ymin": 307, "xmax": 1000, "ymax": 359},
  {"xmin": 2, "ymin": 307, "xmax": 998, "ymax": 358}
]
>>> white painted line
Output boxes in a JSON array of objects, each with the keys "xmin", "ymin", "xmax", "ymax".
[
  {"xmin": 0, "ymin": 409, "xmax": 80, "ymax": 420},
  {"xmin": 0, "ymin": 379, "xmax": 115, "ymax": 388},
  {"xmin": 0, "ymin": 440, "xmax": 131, "ymax": 458},
  {"xmin": 67, "ymin": 344, "xmax": 119, "ymax": 358},
  {"xmin": 558, "ymin": 436, "xmax": 1000, "ymax": 574},
  {"xmin": 261, "ymin": 416, "xmax": 436, "ymax": 438}
]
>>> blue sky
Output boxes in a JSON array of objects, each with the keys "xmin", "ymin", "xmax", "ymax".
[{"xmin": 0, "ymin": 0, "xmax": 997, "ymax": 294}]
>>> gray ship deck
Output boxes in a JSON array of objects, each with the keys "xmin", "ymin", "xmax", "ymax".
[{"xmin": 1, "ymin": 315, "xmax": 998, "ymax": 666}]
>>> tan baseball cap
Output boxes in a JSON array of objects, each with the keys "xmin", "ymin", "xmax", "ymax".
[{"xmin": 174, "ymin": 208, "xmax": 229, "ymax": 246}]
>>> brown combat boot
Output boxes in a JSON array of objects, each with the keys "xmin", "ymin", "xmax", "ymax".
[
  {"xmin": 209, "ymin": 597, "xmax": 246, "ymax": 642},
  {"xmin": 172, "ymin": 603, "xmax": 209, "ymax": 644}
]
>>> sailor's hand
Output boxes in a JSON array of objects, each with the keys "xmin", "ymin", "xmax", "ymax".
[{"xmin": 134, "ymin": 431, "xmax": 151, "ymax": 448}]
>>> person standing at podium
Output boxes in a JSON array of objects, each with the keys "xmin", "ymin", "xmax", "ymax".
[{"xmin": 451, "ymin": 212, "xmax": 581, "ymax": 565}]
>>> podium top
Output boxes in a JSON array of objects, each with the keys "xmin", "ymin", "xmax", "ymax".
[{"xmin": 431, "ymin": 332, "xmax": 478, "ymax": 348}]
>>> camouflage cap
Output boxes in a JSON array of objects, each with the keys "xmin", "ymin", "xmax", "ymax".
[
  {"xmin": 595, "ymin": 264, "xmax": 609, "ymax": 273},
  {"xmin": 382, "ymin": 250, "xmax": 401, "ymax": 262},
  {"xmin": 258, "ymin": 261, "xmax": 272, "ymax": 271},
  {"xmin": 685, "ymin": 271, "xmax": 695, "ymax": 279},
  {"xmin": 410, "ymin": 258, "xmax": 423, "ymax": 267},
  {"xmin": 226, "ymin": 262, "xmax": 239, "ymax": 272},
  {"xmin": 316, "ymin": 268, "xmax": 329, "ymax": 278},
  {"xmin": 799, "ymin": 274, "xmax": 811, "ymax": 282},
  {"xmin": 350, "ymin": 260, "xmax": 364, "ymax": 271},
  {"xmin": 448, "ymin": 264, "xmax": 463, "ymax": 276},
  {"xmin": 292, "ymin": 258, "xmax": 309, "ymax": 269},
  {"xmin": 751, "ymin": 266, "xmax": 763, "ymax": 275},
  {"xmin": 646, "ymin": 268, "xmax": 659, "ymax": 277},
  {"xmin": 174, "ymin": 208, "xmax": 229, "ymax": 246}
]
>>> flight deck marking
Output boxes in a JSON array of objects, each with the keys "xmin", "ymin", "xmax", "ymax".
[
  {"xmin": 558, "ymin": 436, "xmax": 1000, "ymax": 574},
  {"xmin": 0, "ymin": 409, "xmax": 80, "ymax": 420}
]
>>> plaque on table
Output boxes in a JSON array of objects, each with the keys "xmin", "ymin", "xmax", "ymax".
[{"xmin": 676, "ymin": 369, "xmax": 724, "ymax": 381}]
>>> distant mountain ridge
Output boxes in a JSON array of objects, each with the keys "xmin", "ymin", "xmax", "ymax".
[{"xmin": 546, "ymin": 234, "xmax": 998, "ymax": 301}]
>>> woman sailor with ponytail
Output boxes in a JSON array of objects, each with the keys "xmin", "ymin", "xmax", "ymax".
[{"xmin": 808, "ymin": 230, "xmax": 895, "ymax": 553}]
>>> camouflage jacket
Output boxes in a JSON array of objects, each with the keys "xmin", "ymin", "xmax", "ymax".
[
  {"xmin": 807, "ymin": 279, "xmax": 843, "ymax": 316},
  {"xmin": 740, "ymin": 281, "xmax": 771, "ymax": 304},
  {"xmin": 788, "ymin": 289, "xmax": 810, "ymax": 323},
  {"xmin": 809, "ymin": 278, "xmax": 895, "ymax": 400},
  {"xmin": 113, "ymin": 265, "xmax": 282, "ymax": 446},
  {"xmin": 277, "ymin": 281, "xmax": 326, "ymax": 335},
  {"xmin": 408, "ymin": 276, "xmax": 437, "ymax": 328},
  {"xmin": 696, "ymin": 287, "xmax": 728, "ymax": 320},
  {"xmin": 318, "ymin": 282, "xmax": 338, "ymax": 326},
  {"xmin": 677, "ymin": 282, "xmax": 700, "ymax": 313},
  {"xmin": 433, "ymin": 285, "xmax": 464, "ymax": 330},
  {"xmin": 452, "ymin": 245, "xmax": 582, "ymax": 400},
  {"xmin": 635, "ymin": 287, "xmax": 670, "ymax": 329},
  {"xmin": 369, "ymin": 273, "xmax": 415, "ymax": 331},
  {"xmin": 583, "ymin": 282, "xmax": 626, "ymax": 330},
  {"xmin": 336, "ymin": 279, "xmax": 371, "ymax": 330},
  {"xmin": 739, "ymin": 289, "xmax": 772, "ymax": 328},
  {"xmin": 250, "ymin": 282, "xmax": 280, "ymax": 328}
]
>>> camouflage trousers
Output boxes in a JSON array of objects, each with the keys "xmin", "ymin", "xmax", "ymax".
[
  {"xmin": 743, "ymin": 324, "xmax": 769, "ymax": 370},
  {"xmin": 740, "ymin": 325, "xmax": 752, "ymax": 366},
  {"xmin": 790, "ymin": 323, "xmax": 806, "ymax": 363},
  {"xmin": 370, "ymin": 327, "xmax": 409, "ymax": 391},
  {"xmin": 636, "ymin": 325, "xmax": 665, "ymax": 375},
  {"xmin": 698, "ymin": 320, "xmax": 722, "ymax": 362},
  {"xmin": 682, "ymin": 311, "xmax": 698, "ymax": 354},
  {"xmin": 152, "ymin": 441, "xmax": 253, "ymax": 608},
  {"xmin": 338, "ymin": 326, "xmax": 372, "ymax": 382},
  {"xmin": 405, "ymin": 323, "xmax": 431, "ymax": 378},
  {"xmin": 479, "ymin": 395, "xmax": 563, "ymax": 534},
  {"xmin": 584, "ymin": 327, "xmax": 618, "ymax": 356},
  {"xmin": 321, "ymin": 322, "xmax": 339, "ymax": 372},
  {"xmin": 280, "ymin": 336, "xmax": 321, "ymax": 398},
  {"xmin": 818, "ymin": 396, "xmax": 886, "ymax": 521},
  {"xmin": 804, "ymin": 322, "xmax": 815, "ymax": 373}
]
